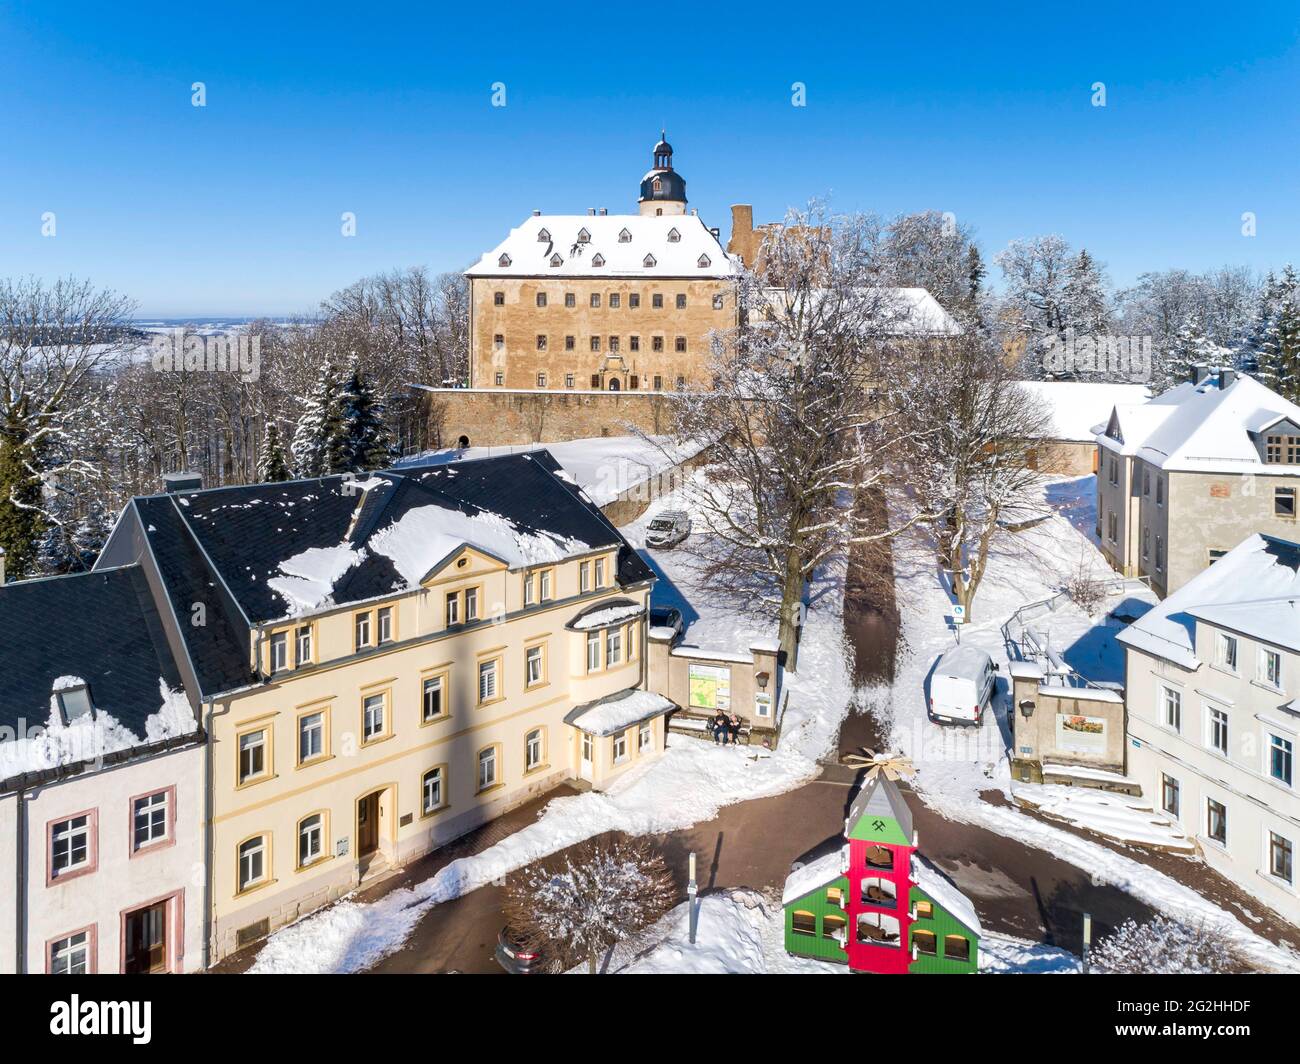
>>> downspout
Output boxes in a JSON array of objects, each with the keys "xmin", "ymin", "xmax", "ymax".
[
  {"xmin": 201, "ymin": 697, "xmax": 224, "ymax": 969},
  {"xmin": 15, "ymin": 786, "xmax": 25, "ymax": 973}
]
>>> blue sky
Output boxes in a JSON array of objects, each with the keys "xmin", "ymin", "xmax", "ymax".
[{"xmin": 1, "ymin": 1, "xmax": 1297, "ymax": 316}]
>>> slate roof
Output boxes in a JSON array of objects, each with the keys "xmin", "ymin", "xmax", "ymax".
[{"xmin": 0, "ymin": 565, "xmax": 184, "ymax": 738}]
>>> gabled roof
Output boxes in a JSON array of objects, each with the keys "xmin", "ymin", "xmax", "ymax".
[
  {"xmin": 1118, "ymin": 534, "xmax": 1300, "ymax": 665},
  {"xmin": 1095, "ymin": 373, "xmax": 1300, "ymax": 473},
  {"xmin": 466, "ymin": 213, "xmax": 739, "ymax": 279},
  {"xmin": 0, "ymin": 565, "xmax": 188, "ymax": 746},
  {"xmin": 134, "ymin": 451, "xmax": 651, "ymax": 628},
  {"xmin": 1013, "ymin": 380, "xmax": 1150, "ymax": 442}
]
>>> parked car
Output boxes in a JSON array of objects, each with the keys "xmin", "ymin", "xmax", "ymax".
[
  {"xmin": 645, "ymin": 509, "xmax": 691, "ymax": 549},
  {"xmin": 928, "ymin": 645, "xmax": 998, "ymax": 725},
  {"xmin": 648, "ymin": 605, "xmax": 685, "ymax": 640},
  {"xmin": 494, "ymin": 926, "xmax": 550, "ymax": 974}
]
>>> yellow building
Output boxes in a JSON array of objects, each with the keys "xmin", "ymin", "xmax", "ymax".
[
  {"xmin": 97, "ymin": 452, "xmax": 669, "ymax": 962},
  {"xmin": 465, "ymin": 135, "xmax": 741, "ymax": 392}
]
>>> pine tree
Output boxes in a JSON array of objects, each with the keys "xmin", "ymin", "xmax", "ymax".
[
  {"xmin": 290, "ymin": 363, "xmax": 347, "ymax": 478},
  {"xmin": 1253, "ymin": 265, "xmax": 1300, "ymax": 401},
  {"xmin": 337, "ymin": 363, "xmax": 395, "ymax": 472},
  {"xmin": 1063, "ymin": 248, "xmax": 1110, "ymax": 337},
  {"xmin": 0, "ymin": 412, "xmax": 48, "ymax": 581},
  {"xmin": 70, "ymin": 503, "xmax": 110, "ymax": 570},
  {"xmin": 964, "ymin": 244, "xmax": 986, "ymax": 330},
  {"xmin": 258, "ymin": 422, "xmax": 291, "ymax": 483},
  {"xmin": 1165, "ymin": 313, "xmax": 1229, "ymax": 388}
]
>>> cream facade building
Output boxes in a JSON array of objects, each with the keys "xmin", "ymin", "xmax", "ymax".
[
  {"xmin": 94, "ymin": 452, "xmax": 669, "ymax": 962},
  {"xmin": 1120, "ymin": 533, "xmax": 1300, "ymax": 926},
  {"xmin": 1096, "ymin": 369, "xmax": 1300, "ymax": 598}
]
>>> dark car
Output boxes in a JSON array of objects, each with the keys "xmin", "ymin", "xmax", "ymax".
[
  {"xmin": 648, "ymin": 606, "xmax": 685, "ymax": 641},
  {"xmin": 494, "ymin": 926, "xmax": 550, "ymax": 974}
]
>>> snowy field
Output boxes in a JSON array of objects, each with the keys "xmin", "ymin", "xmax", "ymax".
[
  {"xmin": 880, "ymin": 473, "xmax": 1300, "ymax": 973},
  {"xmin": 584, "ymin": 888, "xmax": 1080, "ymax": 975},
  {"xmin": 249, "ymin": 475, "xmax": 853, "ymax": 973}
]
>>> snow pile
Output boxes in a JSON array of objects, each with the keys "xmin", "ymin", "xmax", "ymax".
[
  {"xmin": 567, "ymin": 690, "xmax": 673, "ymax": 737},
  {"xmin": 1012, "ymin": 783, "xmax": 1194, "ymax": 851},
  {"xmin": 267, "ymin": 544, "xmax": 366, "ymax": 616},
  {"xmin": 569, "ymin": 603, "xmax": 644, "ymax": 631},
  {"xmin": 0, "ymin": 678, "xmax": 197, "ymax": 781},
  {"xmin": 782, "ymin": 849, "xmax": 845, "ymax": 905}
]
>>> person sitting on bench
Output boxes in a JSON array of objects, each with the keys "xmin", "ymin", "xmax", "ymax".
[
  {"xmin": 727, "ymin": 713, "xmax": 743, "ymax": 745},
  {"xmin": 711, "ymin": 710, "xmax": 730, "ymax": 744}
]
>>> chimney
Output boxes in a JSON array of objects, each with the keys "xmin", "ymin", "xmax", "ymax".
[
  {"xmin": 1219, "ymin": 368, "xmax": 1237, "ymax": 390},
  {"xmin": 587, "ymin": 207, "xmax": 596, "ymax": 216},
  {"xmin": 1192, "ymin": 366, "xmax": 1211, "ymax": 385},
  {"xmin": 598, "ymin": 207, "xmax": 607, "ymax": 216},
  {"xmin": 162, "ymin": 471, "xmax": 202, "ymax": 494},
  {"xmin": 532, "ymin": 209, "xmax": 541, "ymax": 216},
  {"xmin": 691, "ymin": 208, "xmax": 698, "ymax": 216}
]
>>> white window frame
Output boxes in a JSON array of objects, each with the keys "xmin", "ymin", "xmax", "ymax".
[
  {"xmin": 239, "ymin": 728, "xmax": 268, "ymax": 784},
  {"xmin": 298, "ymin": 814, "xmax": 324, "ymax": 868},
  {"xmin": 526, "ymin": 644, "xmax": 544, "ymax": 686},
  {"xmin": 1205, "ymin": 795, "xmax": 1228, "ymax": 848},
  {"xmin": 586, "ymin": 630, "xmax": 602, "ymax": 673},
  {"xmin": 1217, "ymin": 632, "xmax": 1238, "ymax": 673},
  {"xmin": 639, "ymin": 720, "xmax": 653, "ymax": 753},
  {"xmin": 478, "ymin": 746, "xmax": 498, "ymax": 790},
  {"xmin": 612, "ymin": 732, "xmax": 628, "ymax": 763},
  {"xmin": 362, "ymin": 693, "xmax": 387, "ymax": 742},
  {"xmin": 1160, "ymin": 684, "xmax": 1182, "ymax": 732},
  {"xmin": 423, "ymin": 767, "xmax": 444, "ymax": 813},
  {"xmin": 50, "ymin": 931, "xmax": 90, "ymax": 975},
  {"xmin": 377, "ymin": 606, "xmax": 394, "ymax": 644},
  {"xmin": 354, "ymin": 611, "xmax": 371, "ymax": 649},
  {"xmin": 239, "ymin": 835, "xmax": 267, "ymax": 891},
  {"xmin": 299, "ymin": 711, "xmax": 324, "ymax": 763},
  {"xmin": 295, "ymin": 625, "xmax": 312, "ymax": 666},
  {"xmin": 580, "ymin": 561, "xmax": 591, "ymax": 593},
  {"xmin": 51, "ymin": 814, "xmax": 91, "ymax": 875},
  {"xmin": 132, "ymin": 791, "xmax": 170, "ymax": 850},
  {"xmin": 1205, "ymin": 704, "xmax": 1229, "ymax": 757},
  {"xmin": 606, "ymin": 626, "xmax": 622, "ymax": 668},
  {"xmin": 1259, "ymin": 646, "xmax": 1283, "ymax": 691},
  {"xmin": 423, "ymin": 674, "xmax": 446, "ymax": 722},
  {"xmin": 270, "ymin": 631, "xmax": 288, "ymax": 672},
  {"xmin": 478, "ymin": 659, "xmax": 499, "ymax": 704},
  {"xmin": 1267, "ymin": 828, "xmax": 1295, "ymax": 885},
  {"xmin": 1268, "ymin": 731, "xmax": 1294, "ymax": 788},
  {"xmin": 526, "ymin": 728, "xmax": 544, "ymax": 771}
]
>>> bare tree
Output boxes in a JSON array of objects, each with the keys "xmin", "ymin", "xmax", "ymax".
[
  {"xmin": 891, "ymin": 332, "xmax": 1053, "ymax": 621},
  {"xmin": 502, "ymin": 837, "xmax": 676, "ymax": 974},
  {"xmin": 660, "ymin": 203, "xmax": 939, "ymax": 669},
  {"xmin": 1090, "ymin": 915, "xmax": 1245, "ymax": 974}
]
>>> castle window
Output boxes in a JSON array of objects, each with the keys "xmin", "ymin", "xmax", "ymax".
[
  {"xmin": 643, "ymin": 254, "xmax": 657, "ymax": 268},
  {"xmin": 536, "ymin": 292, "xmax": 547, "ymax": 307},
  {"xmin": 609, "ymin": 293, "xmax": 620, "ymax": 308},
  {"xmin": 493, "ymin": 334, "xmax": 504, "ymax": 349},
  {"xmin": 629, "ymin": 293, "xmax": 640, "ymax": 308},
  {"xmin": 497, "ymin": 254, "xmax": 511, "ymax": 267},
  {"xmin": 591, "ymin": 336, "xmax": 601, "ymax": 352},
  {"xmin": 675, "ymin": 336, "xmax": 687, "ymax": 353},
  {"xmin": 549, "ymin": 253, "xmax": 563, "ymax": 267},
  {"xmin": 536, "ymin": 372, "xmax": 547, "ymax": 388},
  {"xmin": 712, "ymin": 293, "xmax": 724, "ymax": 309},
  {"xmin": 537, "ymin": 228, "xmax": 551, "ymax": 242},
  {"xmin": 536, "ymin": 334, "xmax": 547, "ymax": 350},
  {"xmin": 609, "ymin": 336, "xmax": 620, "ymax": 353},
  {"xmin": 667, "ymin": 227, "xmax": 680, "ymax": 243},
  {"xmin": 618, "ymin": 228, "xmax": 632, "ymax": 242},
  {"xmin": 565, "ymin": 292, "xmax": 576, "ymax": 307},
  {"xmin": 494, "ymin": 372, "xmax": 504, "ymax": 386},
  {"xmin": 577, "ymin": 227, "xmax": 591, "ymax": 243},
  {"xmin": 494, "ymin": 290, "xmax": 505, "ymax": 305},
  {"xmin": 629, "ymin": 336, "xmax": 640, "ymax": 352},
  {"xmin": 591, "ymin": 373, "xmax": 601, "ymax": 389},
  {"xmin": 652, "ymin": 336, "xmax": 664, "ymax": 352},
  {"xmin": 653, "ymin": 375, "xmax": 662, "ymax": 390},
  {"xmin": 564, "ymin": 335, "xmax": 575, "ymax": 351},
  {"xmin": 675, "ymin": 375, "xmax": 685, "ymax": 389},
  {"xmin": 629, "ymin": 374, "xmax": 639, "ymax": 389},
  {"xmin": 565, "ymin": 374, "xmax": 575, "ymax": 388},
  {"xmin": 652, "ymin": 293, "xmax": 664, "ymax": 309},
  {"xmin": 698, "ymin": 254, "xmax": 711, "ymax": 268},
  {"xmin": 590, "ymin": 293, "xmax": 601, "ymax": 308},
  {"xmin": 675, "ymin": 294, "xmax": 686, "ymax": 309},
  {"xmin": 591, "ymin": 253, "xmax": 606, "ymax": 267}
]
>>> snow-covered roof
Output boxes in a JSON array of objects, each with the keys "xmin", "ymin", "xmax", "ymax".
[
  {"xmin": 782, "ymin": 847, "xmax": 846, "ymax": 905},
  {"xmin": 567, "ymin": 601, "xmax": 645, "ymax": 631},
  {"xmin": 563, "ymin": 687, "xmax": 674, "ymax": 736},
  {"xmin": 1013, "ymin": 380, "xmax": 1150, "ymax": 442},
  {"xmin": 911, "ymin": 854, "xmax": 982, "ymax": 936},
  {"xmin": 1096, "ymin": 373, "xmax": 1300, "ymax": 474},
  {"xmin": 1118, "ymin": 534, "xmax": 1300, "ymax": 665},
  {"xmin": 466, "ymin": 213, "xmax": 739, "ymax": 279}
]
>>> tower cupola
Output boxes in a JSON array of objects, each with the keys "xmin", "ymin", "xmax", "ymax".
[{"xmin": 638, "ymin": 130, "xmax": 687, "ymax": 216}]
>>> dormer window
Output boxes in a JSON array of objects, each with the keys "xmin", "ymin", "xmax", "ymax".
[
  {"xmin": 577, "ymin": 228, "xmax": 591, "ymax": 243},
  {"xmin": 537, "ymin": 228, "xmax": 551, "ymax": 242},
  {"xmin": 697, "ymin": 254, "xmax": 711, "ymax": 268},
  {"xmin": 498, "ymin": 254, "xmax": 511, "ymax": 267},
  {"xmin": 618, "ymin": 228, "xmax": 632, "ymax": 243},
  {"xmin": 667, "ymin": 227, "xmax": 681, "ymax": 243},
  {"xmin": 55, "ymin": 681, "xmax": 94, "ymax": 724},
  {"xmin": 1265, "ymin": 434, "xmax": 1300, "ymax": 464},
  {"xmin": 652, "ymin": 178, "xmax": 662, "ymax": 193},
  {"xmin": 549, "ymin": 253, "xmax": 563, "ymax": 268},
  {"xmin": 643, "ymin": 254, "xmax": 657, "ymax": 268},
  {"xmin": 591, "ymin": 253, "xmax": 605, "ymax": 267}
]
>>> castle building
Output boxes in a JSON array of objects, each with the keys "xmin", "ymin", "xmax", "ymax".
[{"xmin": 464, "ymin": 135, "xmax": 740, "ymax": 393}]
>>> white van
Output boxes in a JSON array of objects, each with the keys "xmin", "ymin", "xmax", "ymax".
[{"xmin": 928, "ymin": 645, "xmax": 998, "ymax": 725}]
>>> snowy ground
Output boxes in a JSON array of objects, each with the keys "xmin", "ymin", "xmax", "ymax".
[
  {"xmin": 585, "ymin": 888, "xmax": 1080, "ymax": 975},
  {"xmin": 396, "ymin": 434, "xmax": 704, "ymax": 508},
  {"xmin": 881, "ymin": 473, "xmax": 1300, "ymax": 973},
  {"xmin": 249, "ymin": 476, "xmax": 853, "ymax": 974},
  {"xmin": 1012, "ymin": 783, "xmax": 1194, "ymax": 851}
]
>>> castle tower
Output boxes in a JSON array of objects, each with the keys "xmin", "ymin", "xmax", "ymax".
[{"xmin": 638, "ymin": 131, "xmax": 687, "ymax": 216}]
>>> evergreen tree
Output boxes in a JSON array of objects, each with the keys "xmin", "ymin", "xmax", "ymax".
[
  {"xmin": 258, "ymin": 422, "xmax": 292, "ymax": 483},
  {"xmin": 290, "ymin": 362, "xmax": 347, "ymax": 477},
  {"xmin": 0, "ymin": 412, "xmax": 48, "ymax": 581},
  {"xmin": 1251, "ymin": 265, "xmax": 1300, "ymax": 400},
  {"xmin": 1063, "ymin": 248, "xmax": 1110, "ymax": 337},
  {"xmin": 70, "ymin": 502, "xmax": 110, "ymax": 570},
  {"xmin": 964, "ymin": 244, "xmax": 986, "ymax": 330},
  {"xmin": 337, "ymin": 363, "xmax": 395, "ymax": 472},
  {"xmin": 1165, "ymin": 313, "xmax": 1230, "ymax": 387}
]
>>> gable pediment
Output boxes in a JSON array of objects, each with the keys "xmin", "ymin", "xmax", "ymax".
[{"xmin": 419, "ymin": 544, "xmax": 509, "ymax": 588}]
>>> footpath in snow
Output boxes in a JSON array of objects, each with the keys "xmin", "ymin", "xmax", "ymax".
[
  {"xmin": 249, "ymin": 481, "xmax": 853, "ymax": 973},
  {"xmin": 882, "ymin": 473, "xmax": 1300, "ymax": 973}
]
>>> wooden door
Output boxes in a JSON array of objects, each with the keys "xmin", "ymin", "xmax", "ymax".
[
  {"xmin": 358, "ymin": 792, "xmax": 380, "ymax": 856},
  {"xmin": 124, "ymin": 901, "xmax": 168, "ymax": 974}
]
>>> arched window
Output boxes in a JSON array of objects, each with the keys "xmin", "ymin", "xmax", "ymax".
[
  {"xmin": 643, "ymin": 254, "xmax": 657, "ymax": 268},
  {"xmin": 652, "ymin": 177, "xmax": 662, "ymax": 193},
  {"xmin": 791, "ymin": 910, "xmax": 816, "ymax": 936},
  {"xmin": 618, "ymin": 228, "xmax": 632, "ymax": 243},
  {"xmin": 608, "ymin": 378, "xmax": 621, "ymax": 392},
  {"xmin": 667, "ymin": 227, "xmax": 680, "ymax": 243},
  {"xmin": 549, "ymin": 253, "xmax": 563, "ymax": 268},
  {"xmin": 537, "ymin": 228, "xmax": 551, "ymax": 242},
  {"xmin": 497, "ymin": 253, "xmax": 511, "ymax": 267}
]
